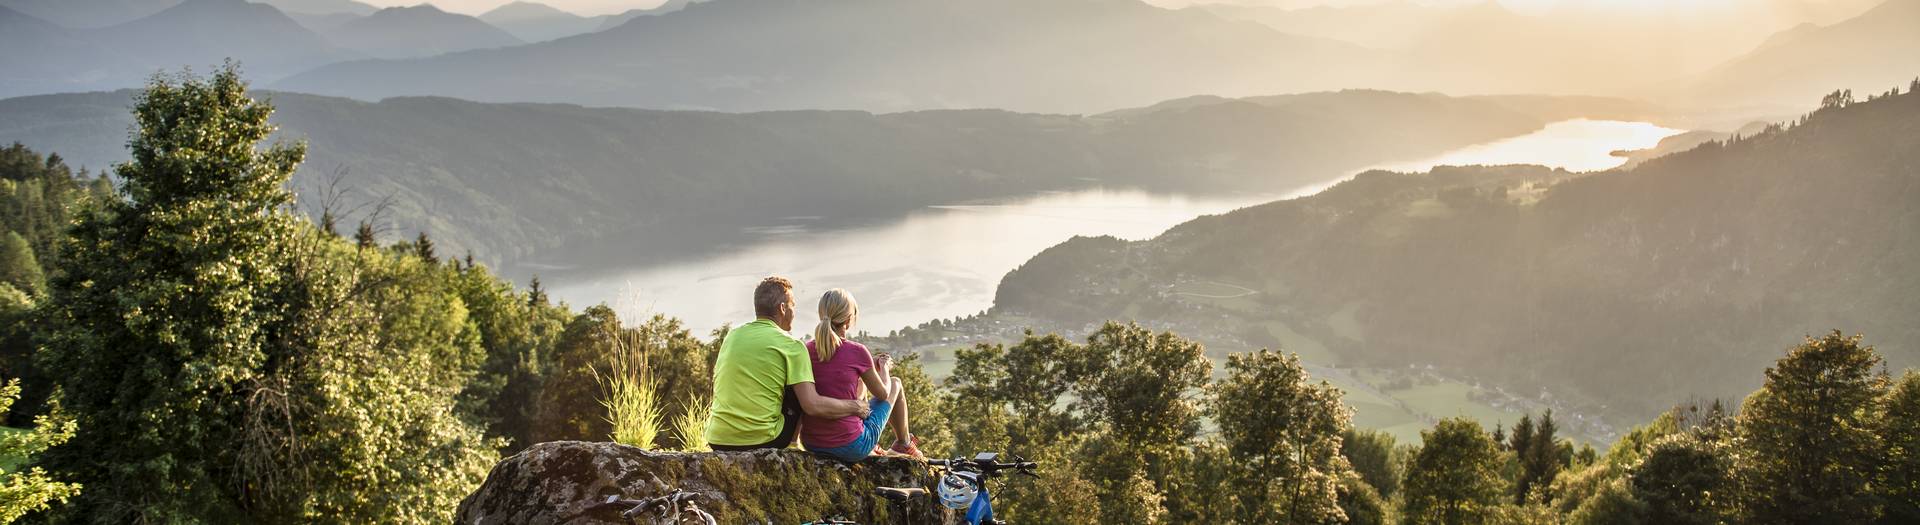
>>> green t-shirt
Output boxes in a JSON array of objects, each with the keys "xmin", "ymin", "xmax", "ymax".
[{"xmin": 705, "ymin": 319, "xmax": 815, "ymax": 446}]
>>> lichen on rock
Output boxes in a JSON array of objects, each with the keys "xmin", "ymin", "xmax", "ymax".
[{"xmin": 454, "ymin": 441, "xmax": 954, "ymax": 524}]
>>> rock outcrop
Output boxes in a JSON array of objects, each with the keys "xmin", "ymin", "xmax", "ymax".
[{"xmin": 454, "ymin": 441, "xmax": 953, "ymax": 524}]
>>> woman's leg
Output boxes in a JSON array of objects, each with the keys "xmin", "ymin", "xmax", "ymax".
[{"xmin": 887, "ymin": 376, "xmax": 912, "ymax": 445}]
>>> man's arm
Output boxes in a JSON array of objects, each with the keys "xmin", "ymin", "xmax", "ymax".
[{"xmin": 793, "ymin": 382, "xmax": 869, "ymax": 419}]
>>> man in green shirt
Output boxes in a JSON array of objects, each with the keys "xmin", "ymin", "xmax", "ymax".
[{"xmin": 707, "ymin": 276, "xmax": 870, "ymax": 450}]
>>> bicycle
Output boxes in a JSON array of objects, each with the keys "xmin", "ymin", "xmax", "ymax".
[
  {"xmin": 593, "ymin": 488, "xmax": 718, "ymax": 525},
  {"xmin": 862, "ymin": 452, "xmax": 1037, "ymax": 525}
]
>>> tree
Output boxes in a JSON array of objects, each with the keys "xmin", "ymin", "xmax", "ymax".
[
  {"xmin": 1881, "ymin": 372, "xmax": 1920, "ymax": 523},
  {"xmin": 36, "ymin": 65, "xmax": 309, "ymax": 522},
  {"xmin": 1821, "ymin": 89, "xmax": 1855, "ymax": 109},
  {"xmin": 527, "ymin": 275, "xmax": 548, "ymax": 307},
  {"xmin": 1509, "ymin": 415, "xmax": 1535, "ymax": 501},
  {"xmin": 1074, "ymin": 322, "xmax": 1210, "ymax": 450},
  {"xmin": 1567, "ymin": 479, "xmax": 1647, "ymax": 525},
  {"xmin": 36, "ymin": 66, "xmax": 496, "ymax": 524},
  {"xmin": 0, "ymin": 379, "xmax": 80, "ymax": 523},
  {"xmin": 1070, "ymin": 323, "xmax": 1210, "ymax": 521},
  {"xmin": 413, "ymin": 231, "xmax": 436, "ymax": 262},
  {"xmin": 1734, "ymin": 331, "xmax": 1887, "ymax": 524},
  {"xmin": 1516, "ymin": 410, "xmax": 1563, "ymax": 504},
  {"xmin": 354, "ymin": 221, "xmax": 376, "ymax": 249},
  {"xmin": 1210, "ymin": 349, "xmax": 1350, "ymax": 524},
  {"xmin": 1402, "ymin": 418, "xmax": 1507, "ymax": 525},
  {"xmin": 1341, "ymin": 428, "xmax": 1401, "ymax": 499},
  {"xmin": 1629, "ymin": 435, "xmax": 1731, "ymax": 525},
  {"xmin": 944, "ymin": 331, "xmax": 1084, "ymax": 451},
  {"xmin": 449, "ymin": 266, "xmax": 570, "ymax": 452},
  {"xmin": 263, "ymin": 241, "xmax": 497, "ymax": 522},
  {"xmin": 0, "ymin": 233, "xmax": 43, "ymax": 296},
  {"xmin": 1336, "ymin": 469, "xmax": 1389, "ymax": 525}
]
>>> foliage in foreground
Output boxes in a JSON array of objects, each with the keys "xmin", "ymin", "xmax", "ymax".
[
  {"xmin": 0, "ymin": 380, "xmax": 77, "ymax": 523},
  {"xmin": 31, "ymin": 66, "xmax": 500, "ymax": 524},
  {"xmin": 0, "ymin": 67, "xmax": 1912, "ymax": 525}
]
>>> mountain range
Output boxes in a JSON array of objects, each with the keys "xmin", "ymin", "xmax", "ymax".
[
  {"xmin": 479, "ymin": 0, "xmax": 698, "ymax": 43},
  {"xmin": 1683, "ymin": 0, "xmax": 1920, "ymax": 111},
  {"xmin": 321, "ymin": 4, "xmax": 522, "ymax": 59},
  {"xmin": 275, "ymin": 0, "xmax": 1396, "ymax": 113},
  {"xmin": 0, "ymin": 0, "xmax": 353, "ymax": 98},
  {"xmin": 479, "ymin": 1, "xmax": 601, "ymax": 42},
  {"xmin": 0, "ymin": 0, "xmax": 178, "ymax": 27},
  {"xmin": 0, "ymin": 88, "xmax": 1639, "ymax": 274},
  {"xmin": 1198, "ymin": 0, "xmax": 1898, "ymax": 103},
  {"xmin": 0, "ymin": 0, "xmax": 1912, "ymax": 115},
  {"xmin": 257, "ymin": 0, "xmax": 375, "ymax": 15},
  {"xmin": 995, "ymin": 86, "xmax": 1920, "ymax": 420}
]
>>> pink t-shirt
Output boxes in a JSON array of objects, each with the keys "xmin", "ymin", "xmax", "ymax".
[{"xmin": 801, "ymin": 339, "xmax": 873, "ymax": 448}]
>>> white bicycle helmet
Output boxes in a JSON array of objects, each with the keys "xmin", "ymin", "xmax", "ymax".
[{"xmin": 936, "ymin": 472, "xmax": 979, "ymax": 510}]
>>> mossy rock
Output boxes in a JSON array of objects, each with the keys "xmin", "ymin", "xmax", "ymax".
[{"xmin": 454, "ymin": 441, "xmax": 954, "ymax": 524}]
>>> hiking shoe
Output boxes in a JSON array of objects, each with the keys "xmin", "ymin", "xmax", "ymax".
[{"xmin": 890, "ymin": 436, "xmax": 924, "ymax": 458}]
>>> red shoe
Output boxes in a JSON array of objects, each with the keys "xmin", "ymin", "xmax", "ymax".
[{"xmin": 890, "ymin": 436, "xmax": 924, "ymax": 459}]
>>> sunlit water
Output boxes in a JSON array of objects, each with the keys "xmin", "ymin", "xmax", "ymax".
[
  {"xmin": 551, "ymin": 119, "xmax": 1685, "ymax": 333},
  {"xmin": 1284, "ymin": 119, "xmax": 1685, "ymax": 198}
]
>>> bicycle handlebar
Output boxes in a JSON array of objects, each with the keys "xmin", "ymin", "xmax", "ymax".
[{"xmin": 928, "ymin": 454, "xmax": 1039, "ymax": 478}]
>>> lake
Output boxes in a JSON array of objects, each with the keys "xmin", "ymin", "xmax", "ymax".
[{"xmin": 550, "ymin": 119, "xmax": 1684, "ymax": 333}]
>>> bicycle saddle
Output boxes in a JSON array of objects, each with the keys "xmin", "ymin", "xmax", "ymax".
[{"xmin": 873, "ymin": 487, "xmax": 926, "ymax": 502}]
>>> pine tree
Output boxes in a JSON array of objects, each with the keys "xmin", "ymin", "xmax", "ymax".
[
  {"xmin": 414, "ymin": 231, "xmax": 436, "ymax": 262},
  {"xmin": 354, "ymin": 221, "xmax": 376, "ymax": 249},
  {"xmin": 528, "ymin": 276, "xmax": 548, "ymax": 307},
  {"xmin": 37, "ymin": 65, "xmax": 306, "ymax": 522},
  {"xmin": 1523, "ymin": 410, "xmax": 1563, "ymax": 503},
  {"xmin": 1509, "ymin": 414, "xmax": 1535, "ymax": 502}
]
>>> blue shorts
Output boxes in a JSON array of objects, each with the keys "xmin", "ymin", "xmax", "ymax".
[{"xmin": 808, "ymin": 399, "xmax": 893, "ymax": 463}]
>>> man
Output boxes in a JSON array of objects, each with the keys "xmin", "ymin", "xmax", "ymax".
[{"xmin": 706, "ymin": 276, "xmax": 870, "ymax": 450}]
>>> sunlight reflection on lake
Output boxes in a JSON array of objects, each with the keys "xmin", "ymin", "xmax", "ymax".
[
  {"xmin": 551, "ymin": 119, "xmax": 1685, "ymax": 334},
  {"xmin": 1284, "ymin": 119, "xmax": 1685, "ymax": 198}
]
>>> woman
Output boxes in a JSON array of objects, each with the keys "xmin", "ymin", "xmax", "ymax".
[{"xmin": 801, "ymin": 288, "xmax": 923, "ymax": 462}]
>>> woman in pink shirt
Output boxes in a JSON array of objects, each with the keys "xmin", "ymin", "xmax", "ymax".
[{"xmin": 801, "ymin": 289, "xmax": 923, "ymax": 462}]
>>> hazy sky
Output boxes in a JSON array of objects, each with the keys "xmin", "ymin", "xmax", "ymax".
[
  {"xmin": 369, "ymin": 0, "xmax": 1869, "ymax": 17},
  {"xmin": 358, "ymin": 0, "xmax": 675, "ymax": 16}
]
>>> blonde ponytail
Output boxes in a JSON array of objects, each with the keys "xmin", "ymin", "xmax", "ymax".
[{"xmin": 812, "ymin": 288, "xmax": 859, "ymax": 363}]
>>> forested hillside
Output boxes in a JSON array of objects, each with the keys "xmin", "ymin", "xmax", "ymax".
[
  {"xmin": 0, "ymin": 89, "xmax": 1558, "ymax": 274},
  {"xmin": 0, "ymin": 66, "xmax": 755, "ymax": 524},
  {"xmin": 997, "ymin": 84, "xmax": 1920, "ymax": 418},
  {"xmin": 0, "ymin": 67, "xmax": 1914, "ymax": 525}
]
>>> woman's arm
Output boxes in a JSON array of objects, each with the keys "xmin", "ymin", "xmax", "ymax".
[{"xmin": 859, "ymin": 367, "xmax": 892, "ymax": 403}]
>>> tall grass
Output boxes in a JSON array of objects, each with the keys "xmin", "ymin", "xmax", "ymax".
[
  {"xmin": 673, "ymin": 395, "xmax": 713, "ymax": 452},
  {"xmin": 597, "ymin": 333, "xmax": 663, "ymax": 450}
]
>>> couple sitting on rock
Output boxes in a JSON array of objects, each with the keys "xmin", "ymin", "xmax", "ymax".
[{"xmin": 703, "ymin": 276, "xmax": 923, "ymax": 461}]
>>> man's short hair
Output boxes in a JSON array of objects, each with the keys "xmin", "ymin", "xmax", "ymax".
[{"xmin": 753, "ymin": 276, "xmax": 794, "ymax": 318}]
